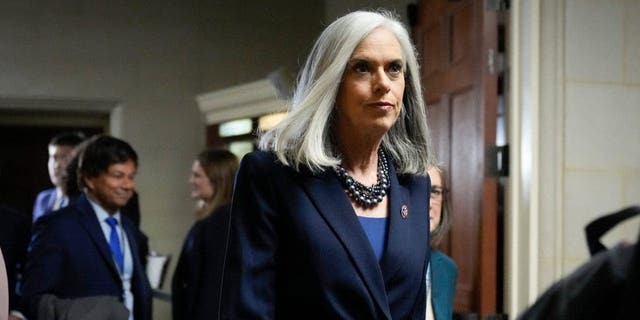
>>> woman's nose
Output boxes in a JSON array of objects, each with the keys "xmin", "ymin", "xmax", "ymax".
[{"xmin": 373, "ymin": 70, "xmax": 391, "ymax": 93}]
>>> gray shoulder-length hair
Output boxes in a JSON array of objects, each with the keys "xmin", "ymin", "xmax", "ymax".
[
  {"xmin": 429, "ymin": 166, "xmax": 452, "ymax": 246},
  {"xmin": 259, "ymin": 9, "xmax": 435, "ymax": 175}
]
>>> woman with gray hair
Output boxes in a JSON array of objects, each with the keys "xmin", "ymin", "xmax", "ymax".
[{"xmin": 221, "ymin": 9, "xmax": 436, "ymax": 319}]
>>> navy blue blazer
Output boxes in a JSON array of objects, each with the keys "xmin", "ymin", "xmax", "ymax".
[
  {"xmin": 430, "ymin": 249, "xmax": 457, "ymax": 320},
  {"xmin": 32, "ymin": 188, "xmax": 56, "ymax": 223},
  {"xmin": 20, "ymin": 194, "xmax": 152, "ymax": 320},
  {"xmin": 221, "ymin": 151, "xmax": 431, "ymax": 319}
]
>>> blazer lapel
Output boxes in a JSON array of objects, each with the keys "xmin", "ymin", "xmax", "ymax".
[
  {"xmin": 379, "ymin": 163, "xmax": 415, "ymax": 281},
  {"xmin": 302, "ymin": 170, "xmax": 392, "ymax": 319},
  {"xmin": 75, "ymin": 194, "xmax": 122, "ymax": 279}
]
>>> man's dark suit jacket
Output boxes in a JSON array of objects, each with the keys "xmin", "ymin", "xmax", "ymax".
[
  {"xmin": 32, "ymin": 188, "xmax": 56, "ymax": 223},
  {"xmin": 221, "ymin": 151, "xmax": 431, "ymax": 319},
  {"xmin": 172, "ymin": 205, "xmax": 230, "ymax": 320},
  {"xmin": 0, "ymin": 205, "xmax": 30, "ymax": 312},
  {"xmin": 21, "ymin": 194, "xmax": 152, "ymax": 320}
]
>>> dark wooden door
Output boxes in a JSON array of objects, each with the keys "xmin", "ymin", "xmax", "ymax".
[{"xmin": 413, "ymin": 0, "xmax": 499, "ymax": 315}]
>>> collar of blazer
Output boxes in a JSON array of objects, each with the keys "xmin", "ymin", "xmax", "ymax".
[
  {"xmin": 301, "ymin": 161, "xmax": 420, "ymax": 319},
  {"xmin": 74, "ymin": 194, "xmax": 138, "ymax": 281}
]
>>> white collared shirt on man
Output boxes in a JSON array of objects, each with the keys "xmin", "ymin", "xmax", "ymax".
[{"xmin": 88, "ymin": 198, "xmax": 134, "ymax": 320}]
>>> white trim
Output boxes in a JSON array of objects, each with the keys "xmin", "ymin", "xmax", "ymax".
[
  {"xmin": 0, "ymin": 96, "xmax": 116, "ymax": 113},
  {"xmin": 0, "ymin": 96, "xmax": 116, "ymax": 132},
  {"xmin": 526, "ymin": 0, "xmax": 541, "ymax": 304},
  {"xmin": 110, "ymin": 105, "xmax": 124, "ymax": 137},
  {"xmin": 553, "ymin": 0, "xmax": 565, "ymax": 282},
  {"xmin": 507, "ymin": 0, "xmax": 569, "ymax": 315},
  {"xmin": 506, "ymin": 0, "xmax": 543, "ymax": 315},
  {"xmin": 196, "ymin": 79, "xmax": 289, "ymax": 124},
  {"xmin": 506, "ymin": 0, "xmax": 521, "ymax": 314},
  {"xmin": 538, "ymin": 0, "xmax": 566, "ymax": 287}
]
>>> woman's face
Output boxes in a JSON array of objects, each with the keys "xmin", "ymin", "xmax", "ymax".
[
  {"xmin": 335, "ymin": 27, "xmax": 405, "ymax": 136},
  {"xmin": 428, "ymin": 167, "xmax": 443, "ymax": 233},
  {"xmin": 189, "ymin": 160, "xmax": 214, "ymax": 201}
]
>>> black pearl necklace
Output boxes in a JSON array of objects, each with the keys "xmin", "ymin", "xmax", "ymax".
[{"xmin": 334, "ymin": 149, "xmax": 390, "ymax": 207}]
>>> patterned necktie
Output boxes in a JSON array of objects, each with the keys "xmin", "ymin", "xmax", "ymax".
[{"xmin": 105, "ymin": 217, "xmax": 124, "ymax": 272}]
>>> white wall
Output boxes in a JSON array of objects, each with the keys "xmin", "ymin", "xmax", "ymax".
[
  {"xmin": 562, "ymin": 0, "xmax": 640, "ymax": 271},
  {"xmin": 325, "ymin": 0, "xmax": 416, "ymax": 25},
  {"xmin": 509, "ymin": 0, "xmax": 640, "ymax": 315}
]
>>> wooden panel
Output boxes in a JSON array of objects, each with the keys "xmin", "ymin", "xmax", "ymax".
[
  {"xmin": 451, "ymin": 4, "xmax": 474, "ymax": 64},
  {"xmin": 451, "ymin": 87, "xmax": 482, "ymax": 311},
  {"xmin": 415, "ymin": 0, "xmax": 499, "ymax": 316},
  {"xmin": 423, "ymin": 23, "xmax": 442, "ymax": 77}
]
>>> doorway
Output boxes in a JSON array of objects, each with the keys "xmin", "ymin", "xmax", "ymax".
[
  {"xmin": 0, "ymin": 109, "xmax": 108, "ymax": 220},
  {"xmin": 412, "ymin": 0, "xmax": 508, "ymax": 317}
]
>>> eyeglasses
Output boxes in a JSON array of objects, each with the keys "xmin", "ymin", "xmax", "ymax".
[{"xmin": 430, "ymin": 187, "xmax": 448, "ymax": 201}]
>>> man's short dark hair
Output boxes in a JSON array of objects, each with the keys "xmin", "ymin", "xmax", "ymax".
[
  {"xmin": 78, "ymin": 135, "xmax": 138, "ymax": 186},
  {"xmin": 49, "ymin": 131, "xmax": 86, "ymax": 147}
]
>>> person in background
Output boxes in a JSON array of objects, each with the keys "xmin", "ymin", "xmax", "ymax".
[
  {"xmin": 0, "ymin": 205, "xmax": 30, "ymax": 320},
  {"xmin": 426, "ymin": 166, "xmax": 457, "ymax": 320},
  {"xmin": 221, "ymin": 10, "xmax": 435, "ymax": 319},
  {"xmin": 32, "ymin": 131, "xmax": 85, "ymax": 223},
  {"xmin": 63, "ymin": 136, "xmax": 149, "ymax": 268},
  {"xmin": 172, "ymin": 149, "xmax": 238, "ymax": 320},
  {"xmin": 20, "ymin": 135, "xmax": 152, "ymax": 320}
]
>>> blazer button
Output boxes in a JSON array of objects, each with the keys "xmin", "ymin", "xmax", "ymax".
[{"xmin": 401, "ymin": 205, "xmax": 409, "ymax": 219}]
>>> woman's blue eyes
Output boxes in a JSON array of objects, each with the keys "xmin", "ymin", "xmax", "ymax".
[{"xmin": 352, "ymin": 62, "xmax": 403, "ymax": 76}]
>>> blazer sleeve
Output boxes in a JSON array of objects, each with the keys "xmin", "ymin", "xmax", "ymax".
[{"xmin": 221, "ymin": 152, "xmax": 280, "ymax": 320}]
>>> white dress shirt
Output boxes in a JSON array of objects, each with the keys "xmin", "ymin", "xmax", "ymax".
[{"xmin": 88, "ymin": 199, "xmax": 135, "ymax": 320}]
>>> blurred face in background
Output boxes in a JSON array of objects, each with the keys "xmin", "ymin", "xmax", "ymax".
[
  {"xmin": 189, "ymin": 160, "xmax": 214, "ymax": 202},
  {"xmin": 428, "ymin": 167, "xmax": 443, "ymax": 233},
  {"xmin": 48, "ymin": 144, "xmax": 75, "ymax": 188}
]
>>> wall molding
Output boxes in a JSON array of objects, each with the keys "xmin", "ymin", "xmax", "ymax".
[
  {"xmin": 0, "ymin": 96, "xmax": 116, "ymax": 132},
  {"xmin": 196, "ymin": 79, "xmax": 288, "ymax": 124}
]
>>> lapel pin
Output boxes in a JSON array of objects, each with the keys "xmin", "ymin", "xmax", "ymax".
[{"xmin": 401, "ymin": 204, "xmax": 409, "ymax": 219}]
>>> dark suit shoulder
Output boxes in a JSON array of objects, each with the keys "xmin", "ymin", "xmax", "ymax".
[
  {"xmin": 238, "ymin": 150, "xmax": 303, "ymax": 185},
  {"xmin": 240, "ymin": 150, "xmax": 282, "ymax": 172},
  {"xmin": 33, "ymin": 206, "xmax": 75, "ymax": 228}
]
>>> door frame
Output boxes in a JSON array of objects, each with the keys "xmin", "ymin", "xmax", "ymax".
[
  {"xmin": 506, "ymin": 0, "xmax": 566, "ymax": 315},
  {"xmin": 0, "ymin": 97, "xmax": 120, "ymax": 135}
]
